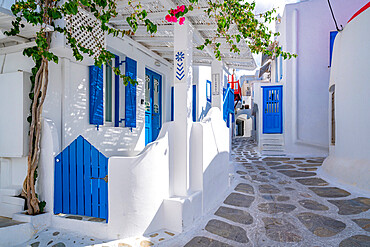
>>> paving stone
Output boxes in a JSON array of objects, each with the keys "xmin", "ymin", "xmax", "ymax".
[
  {"xmin": 296, "ymin": 212, "xmax": 346, "ymax": 237},
  {"xmin": 278, "ymin": 180, "xmax": 291, "ymax": 185},
  {"xmin": 262, "ymin": 195, "xmax": 290, "ymax": 202},
  {"xmin": 297, "ymin": 163, "xmax": 323, "ymax": 168},
  {"xmin": 296, "ymin": 177, "xmax": 329, "ymax": 186},
  {"xmin": 215, "ymin": 206, "xmax": 253, "ymax": 225},
  {"xmin": 306, "ymin": 160, "xmax": 323, "ymax": 164},
  {"xmin": 270, "ymin": 165, "xmax": 296, "ymax": 170},
  {"xmin": 259, "ymin": 184, "xmax": 281, "ymax": 194},
  {"xmin": 263, "ymin": 157, "xmax": 290, "ymax": 161},
  {"xmin": 294, "ymin": 158, "xmax": 306, "ymax": 160},
  {"xmin": 205, "ymin": 219, "xmax": 249, "ymax": 243},
  {"xmin": 236, "ymin": 170, "xmax": 247, "ymax": 175},
  {"xmin": 258, "ymin": 203, "xmax": 296, "ymax": 214},
  {"xmin": 299, "ymin": 192, "xmax": 312, "ymax": 198},
  {"xmin": 328, "ymin": 197, "xmax": 370, "ymax": 215},
  {"xmin": 88, "ymin": 217, "xmax": 105, "ymax": 222},
  {"xmin": 184, "ymin": 236, "xmax": 233, "ymax": 247},
  {"xmin": 30, "ymin": 242, "xmax": 40, "ymax": 247},
  {"xmin": 52, "ymin": 243, "xmax": 66, "ymax": 247},
  {"xmin": 140, "ymin": 240, "xmax": 154, "ymax": 246},
  {"xmin": 224, "ymin": 193, "xmax": 255, "ymax": 208},
  {"xmin": 309, "ymin": 187, "xmax": 351, "ymax": 198},
  {"xmin": 284, "ymin": 160, "xmax": 303, "ymax": 164},
  {"xmin": 234, "ymin": 183, "xmax": 254, "ymax": 195},
  {"xmin": 339, "ymin": 235, "xmax": 370, "ymax": 247},
  {"xmin": 278, "ymin": 170, "xmax": 316, "ymax": 177},
  {"xmin": 266, "ymin": 161, "xmax": 281, "ymax": 166},
  {"xmin": 298, "ymin": 167, "xmax": 318, "ymax": 171},
  {"xmin": 53, "ymin": 231, "xmax": 60, "ymax": 236},
  {"xmin": 352, "ymin": 218, "xmax": 370, "ymax": 232},
  {"xmin": 269, "ymin": 175, "xmax": 278, "ymax": 180},
  {"xmin": 250, "ymin": 175, "xmax": 269, "ymax": 183},
  {"xmin": 263, "ymin": 217, "xmax": 302, "ymax": 243},
  {"xmin": 285, "ymin": 187, "xmax": 295, "ymax": 191},
  {"xmin": 298, "ymin": 200, "xmax": 329, "ymax": 211},
  {"xmin": 65, "ymin": 215, "xmax": 83, "ymax": 220}
]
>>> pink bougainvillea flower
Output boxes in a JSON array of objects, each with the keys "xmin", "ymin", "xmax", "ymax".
[
  {"xmin": 171, "ymin": 16, "xmax": 178, "ymax": 22},
  {"xmin": 165, "ymin": 14, "xmax": 172, "ymax": 22},
  {"xmin": 179, "ymin": 17, "xmax": 185, "ymax": 25},
  {"xmin": 180, "ymin": 5, "xmax": 185, "ymax": 12},
  {"xmin": 170, "ymin": 9, "xmax": 176, "ymax": 15}
]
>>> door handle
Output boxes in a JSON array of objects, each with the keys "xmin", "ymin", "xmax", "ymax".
[{"xmin": 90, "ymin": 175, "xmax": 108, "ymax": 183}]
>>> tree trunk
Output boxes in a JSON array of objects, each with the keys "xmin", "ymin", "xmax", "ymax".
[{"xmin": 22, "ymin": 58, "xmax": 49, "ymax": 215}]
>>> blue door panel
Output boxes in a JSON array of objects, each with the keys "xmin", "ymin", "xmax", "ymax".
[
  {"xmin": 54, "ymin": 136, "xmax": 109, "ymax": 222},
  {"xmin": 263, "ymin": 86, "xmax": 283, "ymax": 134},
  {"xmin": 145, "ymin": 69, "xmax": 162, "ymax": 145}
]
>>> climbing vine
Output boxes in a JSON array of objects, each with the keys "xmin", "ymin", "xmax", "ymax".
[{"xmin": 5, "ymin": 0, "xmax": 295, "ymax": 215}]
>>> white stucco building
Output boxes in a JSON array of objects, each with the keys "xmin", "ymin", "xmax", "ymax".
[
  {"xmin": 0, "ymin": 1, "xmax": 256, "ymax": 244},
  {"xmin": 254, "ymin": 0, "xmax": 368, "ymax": 156},
  {"xmin": 321, "ymin": 2, "xmax": 370, "ymax": 193}
]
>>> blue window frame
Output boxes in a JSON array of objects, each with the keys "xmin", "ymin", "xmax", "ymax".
[
  {"xmin": 329, "ymin": 31, "xmax": 338, "ymax": 67},
  {"xmin": 206, "ymin": 80, "xmax": 211, "ymax": 103}
]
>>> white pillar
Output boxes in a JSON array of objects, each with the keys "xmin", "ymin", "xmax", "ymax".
[
  {"xmin": 172, "ymin": 21, "xmax": 193, "ymax": 197},
  {"xmin": 211, "ymin": 59, "xmax": 223, "ymax": 110}
]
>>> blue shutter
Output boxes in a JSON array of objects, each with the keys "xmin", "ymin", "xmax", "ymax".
[
  {"xmin": 125, "ymin": 57, "xmax": 137, "ymax": 128},
  {"xmin": 89, "ymin": 66, "xmax": 104, "ymax": 126},
  {"xmin": 329, "ymin": 31, "xmax": 338, "ymax": 67},
  {"xmin": 171, "ymin": 86, "xmax": 174, "ymax": 121}
]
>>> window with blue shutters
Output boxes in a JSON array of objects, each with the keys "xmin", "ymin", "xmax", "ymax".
[
  {"xmin": 124, "ymin": 57, "xmax": 137, "ymax": 128},
  {"xmin": 89, "ymin": 53, "xmax": 137, "ymax": 129},
  {"xmin": 89, "ymin": 65, "xmax": 104, "ymax": 126}
]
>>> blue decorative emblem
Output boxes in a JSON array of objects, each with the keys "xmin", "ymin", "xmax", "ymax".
[
  {"xmin": 175, "ymin": 51, "xmax": 185, "ymax": 81},
  {"xmin": 175, "ymin": 52, "xmax": 185, "ymax": 62}
]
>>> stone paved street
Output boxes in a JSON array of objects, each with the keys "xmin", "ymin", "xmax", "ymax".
[
  {"xmin": 16, "ymin": 137, "xmax": 370, "ymax": 247},
  {"xmin": 180, "ymin": 137, "xmax": 370, "ymax": 247}
]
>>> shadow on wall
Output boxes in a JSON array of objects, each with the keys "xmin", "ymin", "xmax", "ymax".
[
  {"xmin": 63, "ymin": 64, "xmax": 146, "ymax": 157},
  {"xmin": 198, "ymin": 102, "xmax": 212, "ymax": 122}
]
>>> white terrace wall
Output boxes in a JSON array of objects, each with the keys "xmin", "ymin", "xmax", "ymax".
[
  {"xmin": 320, "ymin": 8, "xmax": 370, "ymax": 192},
  {"xmin": 274, "ymin": 0, "xmax": 367, "ymax": 156}
]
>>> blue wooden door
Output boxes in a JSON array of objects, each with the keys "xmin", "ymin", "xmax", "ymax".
[
  {"xmin": 54, "ymin": 136, "xmax": 108, "ymax": 222},
  {"xmin": 263, "ymin": 86, "xmax": 283, "ymax": 134},
  {"xmin": 145, "ymin": 69, "xmax": 162, "ymax": 145}
]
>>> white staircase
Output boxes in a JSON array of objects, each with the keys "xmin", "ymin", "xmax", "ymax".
[
  {"xmin": 260, "ymin": 134, "xmax": 285, "ymax": 156},
  {"xmin": 0, "ymin": 186, "xmax": 24, "ymax": 218}
]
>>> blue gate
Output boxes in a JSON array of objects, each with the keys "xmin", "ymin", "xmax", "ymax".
[
  {"xmin": 54, "ymin": 136, "xmax": 108, "ymax": 222},
  {"xmin": 263, "ymin": 86, "xmax": 283, "ymax": 134}
]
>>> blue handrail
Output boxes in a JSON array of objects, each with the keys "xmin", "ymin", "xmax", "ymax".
[{"xmin": 223, "ymin": 88, "xmax": 235, "ymax": 128}]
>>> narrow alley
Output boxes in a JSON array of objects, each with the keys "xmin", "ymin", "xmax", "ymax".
[
  {"xmin": 180, "ymin": 137, "xmax": 370, "ymax": 247},
  {"xmin": 16, "ymin": 137, "xmax": 370, "ymax": 247}
]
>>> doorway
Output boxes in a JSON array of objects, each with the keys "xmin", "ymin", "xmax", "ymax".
[{"xmin": 145, "ymin": 69, "xmax": 162, "ymax": 145}]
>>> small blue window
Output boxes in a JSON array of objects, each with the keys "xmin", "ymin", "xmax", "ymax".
[
  {"xmin": 329, "ymin": 31, "xmax": 338, "ymax": 67},
  {"xmin": 206, "ymin": 80, "xmax": 211, "ymax": 103}
]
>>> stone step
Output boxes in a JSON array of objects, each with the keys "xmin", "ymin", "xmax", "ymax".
[
  {"xmin": 0, "ymin": 202, "xmax": 24, "ymax": 218},
  {"xmin": 0, "ymin": 186, "xmax": 22, "ymax": 197},
  {"xmin": 1, "ymin": 195, "xmax": 25, "ymax": 207},
  {"xmin": 0, "ymin": 220, "xmax": 34, "ymax": 246}
]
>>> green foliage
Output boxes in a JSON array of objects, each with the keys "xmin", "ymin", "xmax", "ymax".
[{"xmin": 38, "ymin": 201, "xmax": 46, "ymax": 213}]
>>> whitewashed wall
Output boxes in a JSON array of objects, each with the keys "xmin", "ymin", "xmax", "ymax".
[
  {"xmin": 321, "ymin": 8, "xmax": 370, "ymax": 192},
  {"xmin": 274, "ymin": 0, "xmax": 367, "ymax": 156}
]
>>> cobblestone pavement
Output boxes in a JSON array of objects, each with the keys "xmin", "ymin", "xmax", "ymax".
[
  {"xmin": 180, "ymin": 137, "xmax": 370, "ymax": 247},
  {"xmin": 16, "ymin": 137, "xmax": 370, "ymax": 247}
]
